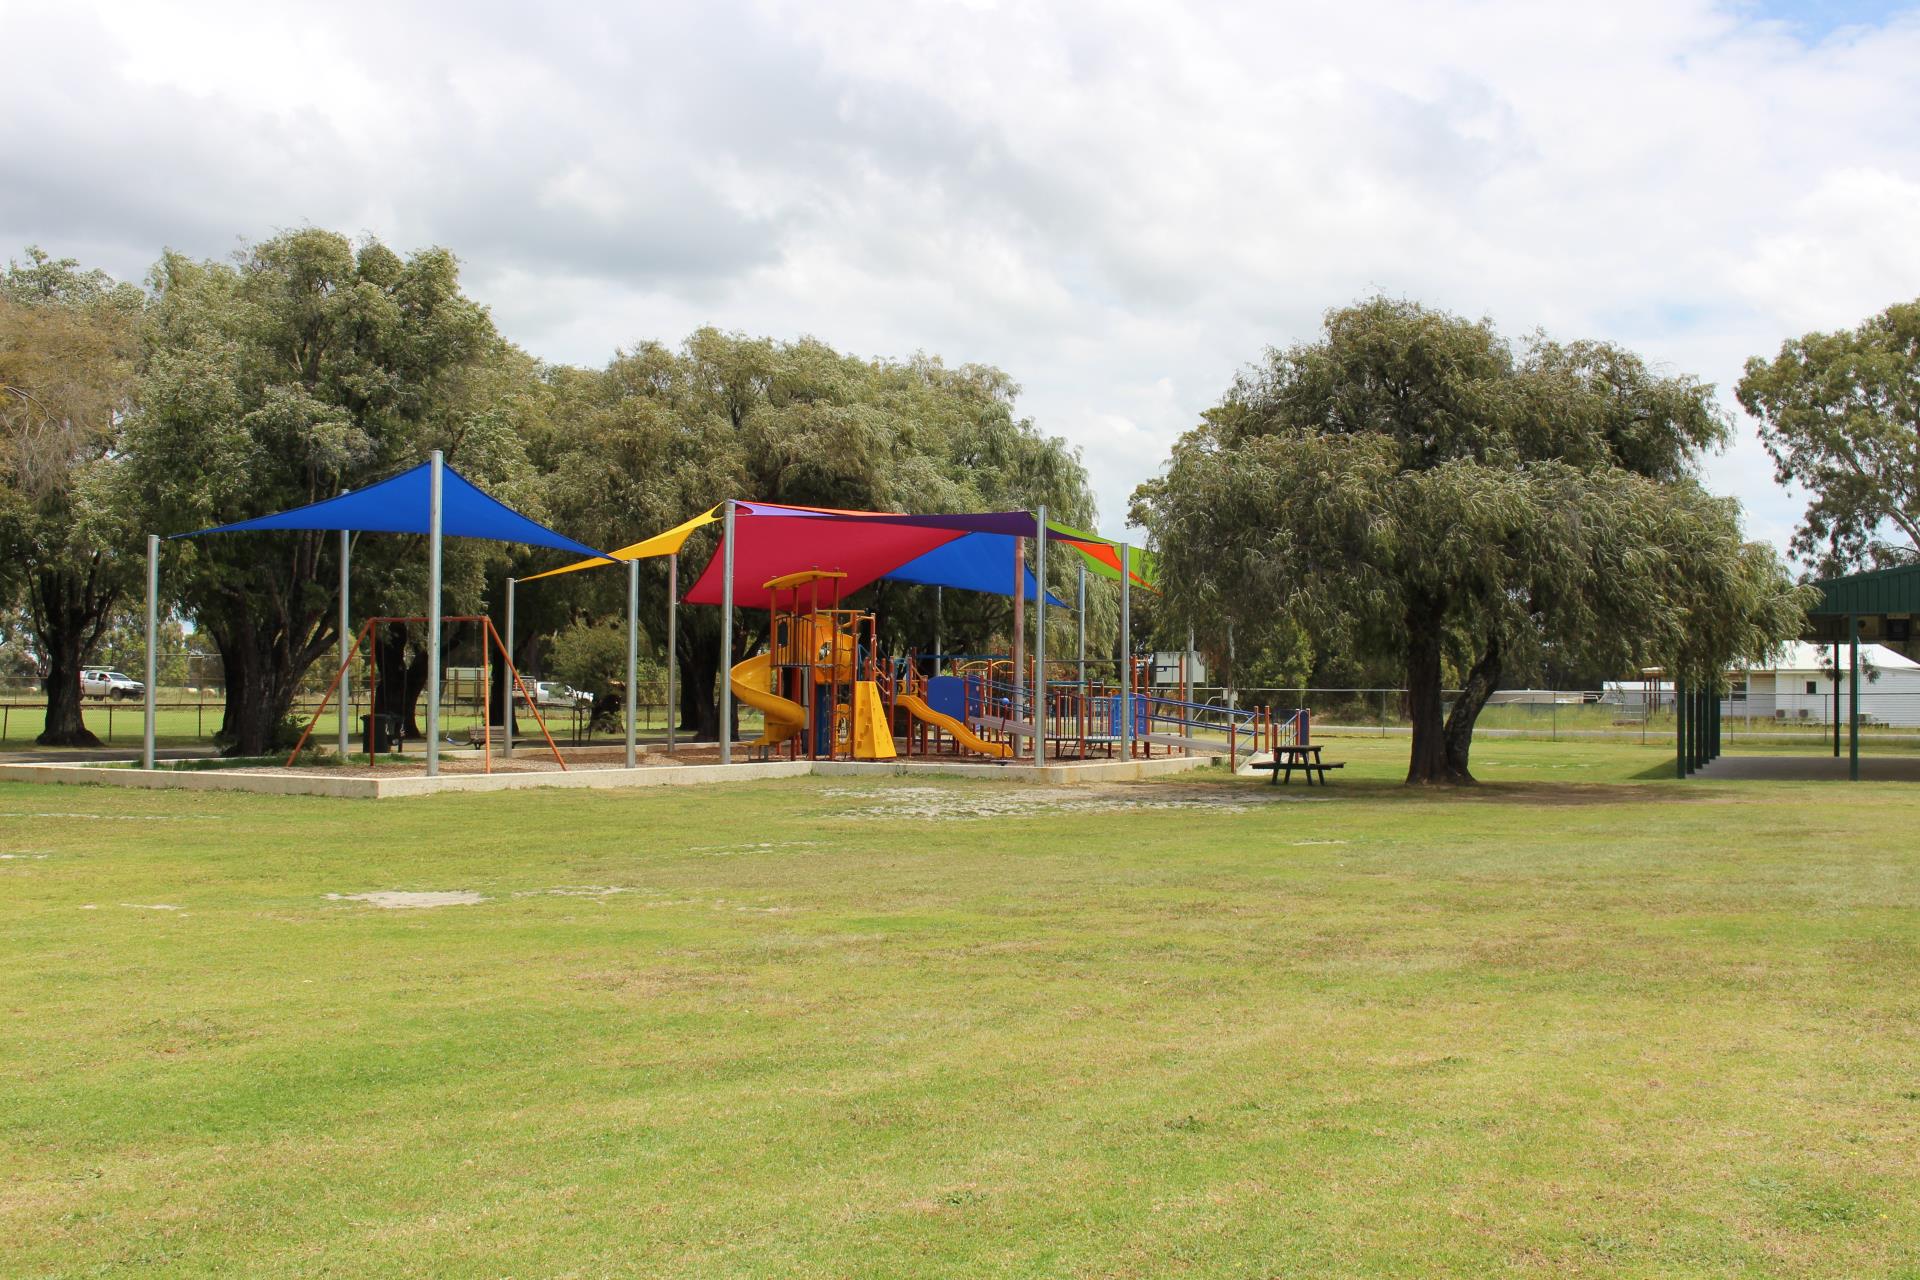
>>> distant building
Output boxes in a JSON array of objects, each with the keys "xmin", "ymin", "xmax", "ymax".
[{"xmin": 1727, "ymin": 642, "xmax": 1920, "ymax": 727}]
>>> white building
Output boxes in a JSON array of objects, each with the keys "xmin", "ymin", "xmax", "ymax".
[{"xmin": 1729, "ymin": 642, "xmax": 1920, "ymax": 728}]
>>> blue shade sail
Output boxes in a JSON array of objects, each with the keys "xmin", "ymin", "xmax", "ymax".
[
  {"xmin": 171, "ymin": 462, "xmax": 612, "ymax": 560},
  {"xmin": 883, "ymin": 532, "xmax": 1065, "ymax": 605}
]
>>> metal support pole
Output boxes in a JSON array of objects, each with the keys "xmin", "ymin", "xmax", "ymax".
[
  {"xmin": 1185, "ymin": 622, "xmax": 1195, "ymax": 757},
  {"xmin": 719, "ymin": 500, "xmax": 735, "ymax": 765},
  {"xmin": 1832, "ymin": 646, "xmax": 1841, "ymax": 757},
  {"xmin": 1077, "ymin": 563, "xmax": 1087, "ymax": 688},
  {"xmin": 1119, "ymin": 542, "xmax": 1132, "ymax": 759},
  {"xmin": 1226, "ymin": 619, "xmax": 1236, "ymax": 710},
  {"xmin": 666, "ymin": 553, "xmax": 678, "ymax": 753},
  {"xmin": 338, "ymin": 520, "xmax": 351, "ymax": 760},
  {"xmin": 502, "ymin": 577, "xmax": 515, "ymax": 758},
  {"xmin": 934, "ymin": 585, "xmax": 943, "ymax": 675},
  {"xmin": 1011, "ymin": 535, "xmax": 1025, "ymax": 754},
  {"xmin": 1033, "ymin": 505, "xmax": 1047, "ymax": 765},
  {"xmin": 625, "ymin": 557, "xmax": 639, "ymax": 768},
  {"xmin": 1675, "ymin": 676, "xmax": 1687, "ymax": 778},
  {"xmin": 426, "ymin": 450, "xmax": 443, "ymax": 777},
  {"xmin": 1849, "ymin": 615, "xmax": 1860, "ymax": 781},
  {"xmin": 142, "ymin": 534, "xmax": 158, "ymax": 770}
]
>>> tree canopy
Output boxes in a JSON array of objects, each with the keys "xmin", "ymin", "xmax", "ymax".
[
  {"xmin": 1133, "ymin": 299, "xmax": 1806, "ymax": 784},
  {"xmin": 1736, "ymin": 297, "xmax": 1920, "ymax": 574},
  {"xmin": 528, "ymin": 329, "xmax": 1098, "ymax": 737},
  {"xmin": 0, "ymin": 248, "xmax": 146, "ymax": 744},
  {"xmin": 123, "ymin": 229, "xmax": 538, "ymax": 754}
]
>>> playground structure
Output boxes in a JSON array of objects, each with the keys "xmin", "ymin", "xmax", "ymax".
[
  {"xmin": 729, "ymin": 571, "xmax": 896, "ymax": 761},
  {"xmin": 122, "ymin": 456, "xmax": 1308, "ymax": 784}
]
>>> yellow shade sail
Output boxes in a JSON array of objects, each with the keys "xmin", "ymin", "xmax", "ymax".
[{"xmin": 517, "ymin": 506, "xmax": 720, "ymax": 582}]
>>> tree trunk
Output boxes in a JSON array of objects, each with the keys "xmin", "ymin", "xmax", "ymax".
[
  {"xmin": 210, "ymin": 607, "xmax": 334, "ymax": 756},
  {"xmin": 679, "ymin": 644, "xmax": 718, "ymax": 741},
  {"xmin": 37, "ymin": 627, "xmax": 101, "ymax": 748},
  {"xmin": 1403, "ymin": 597, "xmax": 1455, "ymax": 783},
  {"xmin": 1441, "ymin": 632, "xmax": 1502, "ymax": 782},
  {"xmin": 30, "ymin": 566, "xmax": 117, "ymax": 749}
]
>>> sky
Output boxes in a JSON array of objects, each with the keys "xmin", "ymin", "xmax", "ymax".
[{"xmin": 4, "ymin": 0, "xmax": 1918, "ymax": 561}]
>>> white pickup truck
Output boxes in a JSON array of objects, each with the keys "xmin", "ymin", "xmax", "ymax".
[{"xmin": 80, "ymin": 669, "xmax": 146, "ymax": 700}]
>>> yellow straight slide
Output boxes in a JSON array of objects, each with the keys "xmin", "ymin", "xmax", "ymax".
[
  {"xmin": 895, "ymin": 692, "xmax": 1012, "ymax": 759},
  {"xmin": 729, "ymin": 652, "xmax": 806, "ymax": 749}
]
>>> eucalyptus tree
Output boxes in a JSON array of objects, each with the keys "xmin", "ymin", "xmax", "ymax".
[
  {"xmin": 1737, "ymin": 298, "xmax": 1920, "ymax": 573},
  {"xmin": 0, "ymin": 248, "xmax": 145, "ymax": 746},
  {"xmin": 1134, "ymin": 298, "xmax": 1806, "ymax": 784},
  {"xmin": 124, "ymin": 230, "xmax": 543, "ymax": 755}
]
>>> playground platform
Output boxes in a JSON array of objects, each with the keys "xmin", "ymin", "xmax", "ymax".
[{"xmin": 0, "ymin": 747, "xmax": 1227, "ymax": 800}]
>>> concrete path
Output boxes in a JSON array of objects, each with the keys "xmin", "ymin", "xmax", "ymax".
[{"xmin": 1693, "ymin": 755, "xmax": 1920, "ymax": 782}]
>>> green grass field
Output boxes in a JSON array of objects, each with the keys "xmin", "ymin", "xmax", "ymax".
[{"xmin": 4, "ymin": 737, "xmax": 1917, "ymax": 1277}]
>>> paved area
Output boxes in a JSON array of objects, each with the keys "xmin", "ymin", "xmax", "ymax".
[{"xmin": 1694, "ymin": 754, "xmax": 1920, "ymax": 782}]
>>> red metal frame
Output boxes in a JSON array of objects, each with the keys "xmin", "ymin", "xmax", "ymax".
[{"xmin": 285, "ymin": 614, "xmax": 567, "ymax": 772}]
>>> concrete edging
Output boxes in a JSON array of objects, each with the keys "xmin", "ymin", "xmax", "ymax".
[{"xmin": 0, "ymin": 753, "xmax": 1223, "ymax": 799}]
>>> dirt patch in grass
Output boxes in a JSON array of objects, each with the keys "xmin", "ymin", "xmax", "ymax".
[
  {"xmin": 819, "ymin": 782, "xmax": 1319, "ymax": 820},
  {"xmin": 324, "ymin": 890, "xmax": 486, "ymax": 909}
]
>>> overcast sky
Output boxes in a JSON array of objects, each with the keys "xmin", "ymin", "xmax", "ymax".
[{"xmin": 5, "ymin": 0, "xmax": 1918, "ymax": 558}]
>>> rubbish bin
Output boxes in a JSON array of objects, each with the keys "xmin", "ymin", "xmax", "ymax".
[{"xmin": 361, "ymin": 713, "xmax": 403, "ymax": 753}]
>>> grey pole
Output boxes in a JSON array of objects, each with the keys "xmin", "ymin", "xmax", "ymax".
[
  {"xmin": 425, "ymin": 449, "xmax": 444, "ymax": 777},
  {"xmin": 142, "ymin": 534, "xmax": 158, "ymax": 770},
  {"xmin": 1227, "ymin": 619, "xmax": 1236, "ymax": 710},
  {"xmin": 719, "ymin": 500, "xmax": 736, "ymax": 765},
  {"xmin": 338, "ymin": 523, "xmax": 351, "ymax": 760},
  {"xmin": 934, "ymin": 585, "xmax": 942, "ymax": 676},
  {"xmin": 1077, "ymin": 562, "xmax": 1086, "ymax": 688},
  {"xmin": 1011, "ymin": 535, "xmax": 1025, "ymax": 754},
  {"xmin": 1119, "ymin": 541, "xmax": 1132, "ymax": 759},
  {"xmin": 625, "ymin": 557, "xmax": 639, "ymax": 768},
  {"xmin": 1849, "ymin": 614, "xmax": 1860, "ymax": 782},
  {"xmin": 666, "ymin": 552, "xmax": 678, "ymax": 753},
  {"xmin": 1185, "ymin": 622, "xmax": 1196, "ymax": 756},
  {"xmin": 502, "ymin": 576, "xmax": 514, "ymax": 758},
  {"xmin": 1033, "ymin": 505, "xmax": 1047, "ymax": 765}
]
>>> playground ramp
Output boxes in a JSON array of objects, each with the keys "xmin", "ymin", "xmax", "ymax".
[
  {"xmin": 728, "ymin": 653, "xmax": 805, "ymax": 749},
  {"xmin": 894, "ymin": 692, "xmax": 1014, "ymax": 758}
]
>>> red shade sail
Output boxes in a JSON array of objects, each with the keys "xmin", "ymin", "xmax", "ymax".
[{"xmin": 682, "ymin": 517, "xmax": 965, "ymax": 611}]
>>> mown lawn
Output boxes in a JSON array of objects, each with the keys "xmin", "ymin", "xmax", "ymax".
[{"xmin": 3, "ymin": 738, "xmax": 1917, "ymax": 1278}]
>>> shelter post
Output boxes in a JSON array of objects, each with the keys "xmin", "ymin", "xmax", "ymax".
[
  {"xmin": 626, "ymin": 557, "xmax": 639, "ymax": 769},
  {"xmin": 1012, "ymin": 537, "xmax": 1025, "ymax": 754},
  {"xmin": 1674, "ymin": 676, "xmax": 1687, "ymax": 778},
  {"xmin": 142, "ymin": 534, "xmax": 158, "ymax": 770},
  {"xmin": 934, "ymin": 586, "xmax": 942, "ymax": 676},
  {"xmin": 1077, "ymin": 563, "xmax": 1086, "ymax": 688},
  {"xmin": 666, "ymin": 553, "xmax": 678, "ymax": 752},
  {"xmin": 1849, "ymin": 614, "xmax": 1860, "ymax": 781},
  {"xmin": 338, "ymin": 522, "xmax": 351, "ymax": 760},
  {"xmin": 425, "ymin": 450, "xmax": 443, "ymax": 777},
  {"xmin": 1186, "ymin": 623, "xmax": 1196, "ymax": 756},
  {"xmin": 1119, "ymin": 542, "xmax": 1132, "ymax": 759},
  {"xmin": 1033, "ymin": 505, "xmax": 1047, "ymax": 765},
  {"xmin": 720, "ymin": 500, "xmax": 735, "ymax": 765},
  {"xmin": 502, "ymin": 577, "xmax": 514, "ymax": 758}
]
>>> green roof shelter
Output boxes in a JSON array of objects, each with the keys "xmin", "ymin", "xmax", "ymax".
[{"xmin": 1803, "ymin": 564, "xmax": 1920, "ymax": 781}]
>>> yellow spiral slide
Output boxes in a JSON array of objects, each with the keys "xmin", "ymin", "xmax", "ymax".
[{"xmin": 728, "ymin": 652, "xmax": 806, "ymax": 749}]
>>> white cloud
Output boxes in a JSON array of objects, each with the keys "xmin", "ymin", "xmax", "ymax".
[{"xmin": 4, "ymin": 0, "xmax": 1919, "ymax": 562}]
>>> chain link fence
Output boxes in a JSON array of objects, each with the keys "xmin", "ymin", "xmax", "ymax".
[
  {"xmin": 1192, "ymin": 686, "xmax": 1920, "ymax": 749},
  {"xmin": 0, "ymin": 660, "xmax": 673, "ymax": 749}
]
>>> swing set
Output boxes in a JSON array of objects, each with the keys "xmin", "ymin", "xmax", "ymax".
[{"xmin": 285, "ymin": 614, "xmax": 568, "ymax": 771}]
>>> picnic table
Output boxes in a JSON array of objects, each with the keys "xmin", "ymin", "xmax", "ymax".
[{"xmin": 1253, "ymin": 742, "xmax": 1345, "ymax": 786}]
